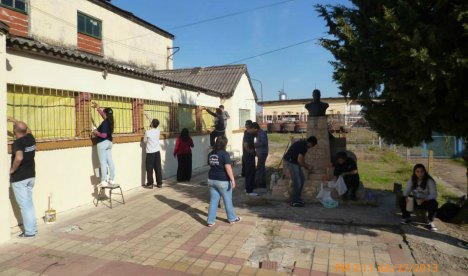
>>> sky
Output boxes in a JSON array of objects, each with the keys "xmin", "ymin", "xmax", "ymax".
[{"xmin": 111, "ymin": 0, "xmax": 349, "ymax": 101}]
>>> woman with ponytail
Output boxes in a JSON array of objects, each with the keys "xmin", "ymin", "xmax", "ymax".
[{"xmin": 92, "ymin": 101, "xmax": 116, "ymax": 187}]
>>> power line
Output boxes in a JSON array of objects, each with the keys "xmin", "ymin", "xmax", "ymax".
[
  {"xmin": 113, "ymin": 0, "xmax": 298, "ymax": 43},
  {"xmin": 169, "ymin": 0, "xmax": 297, "ymax": 30},
  {"xmin": 227, "ymin": 36, "xmax": 327, "ymax": 64}
]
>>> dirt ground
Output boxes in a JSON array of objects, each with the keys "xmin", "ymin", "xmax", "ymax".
[{"xmin": 411, "ymin": 158, "xmax": 467, "ymax": 195}]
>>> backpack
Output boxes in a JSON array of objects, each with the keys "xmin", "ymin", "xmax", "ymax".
[{"xmin": 437, "ymin": 202, "xmax": 460, "ymax": 222}]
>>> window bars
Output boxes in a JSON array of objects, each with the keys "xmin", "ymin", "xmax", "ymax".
[
  {"xmin": 7, "ymin": 84, "xmax": 76, "ymax": 141},
  {"xmin": 90, "ymin": 94, "xmax": 133, "ymax": 134},
  {"xmin": 6, "ymin": 83, "xmax": 220, "ymax": 143}
]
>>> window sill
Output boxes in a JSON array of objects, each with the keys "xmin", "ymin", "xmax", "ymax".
[{"xmin": 7, "ymin": 131, "xmax": 214, "ymax": 153}]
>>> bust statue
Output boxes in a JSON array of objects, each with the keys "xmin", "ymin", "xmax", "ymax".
[{"xmin": 305, "ymin": 89, "xmax": 329, "ymax": 117}]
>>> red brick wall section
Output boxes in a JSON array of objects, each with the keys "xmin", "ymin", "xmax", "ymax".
[
  {"xmin": 132, "ymin": 99, "xmax": 144, "ymax": 134},
  {"xmin": 0, "ymin": 7, "xmax": 28, "ymax": 37},
  {"xmin": 77, "ymin": 32, "xmax": 102, "ymax": 55}
]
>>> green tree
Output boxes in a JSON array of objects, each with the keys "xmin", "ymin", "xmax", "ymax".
[{"xmin": 315, "ymin": 0, "xmax": 467, "ymax": 147}]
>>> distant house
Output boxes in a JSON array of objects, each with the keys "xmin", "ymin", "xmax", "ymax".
[
  {"xmin": 0, "ymin": 0, "xmax": 256, "ymax": 242},
  {"xmin": 258, "ymin": 97, "xmax": 362, "ymax": 126}
]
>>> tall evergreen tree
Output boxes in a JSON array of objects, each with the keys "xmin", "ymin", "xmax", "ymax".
[{"xmin": 316, "ymin": 0, "xmax": 467, "ymax": 147}]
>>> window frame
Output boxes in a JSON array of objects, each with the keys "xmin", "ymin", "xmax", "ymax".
[
  {"xmin": 0, "ymin": 0, "xmax": 27, "ymax": 14},
  {"xmin": 239, "ymin": 109, "xmax": 251, "ymax": 129},
  {"xmin": 77, "ymin": 11, "xmax": 102, "ymax": 40}
]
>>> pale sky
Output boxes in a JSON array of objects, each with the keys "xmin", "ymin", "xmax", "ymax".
[{"xmin": 112, "ymin": 0, "xmax": 350, "ymax": 101}]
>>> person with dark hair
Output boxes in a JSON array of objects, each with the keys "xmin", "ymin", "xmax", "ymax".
[
  {"xmin": 243, "ymin": 121, "xmax": 257, "ymax": 196},
  {"xmin": 92, "ymin": 102, "xmax": 116, "ymax": 187},
  {"xmin": 173, "ymin": 128, "xmax": 194, "ymax": 182},
  {"xmin": 144, "ymin": 118, "xmax": 163, "ymax": 188},
  {"xmin": 9, "ymin": 117, "xmax": 37, "ymax": 238},
  {"xmin": 283, "ymin": 136, "xmax": 317, "ymax": 207},
  {"xmin": 203, "ymin": 107, "xmax": 226, "ymax": 147},
  {"xmin": 333, "ymin": 151, "xmax": 360, "ymax": 201},
  {"xmin": 400, "ymin": 164, "xmax": 438, "ymax": 231},
  {"xmin": 207, "ymin": 136, "xmax": 240, "ymax": 227},
  {"xmin": 219, "ymin": 105, "xmax": 230, "ymax": 128},
  {"xmin": 251, "ymin": 122, "xmax": 269, "ymax": 188},
  {"xmin": 241, "ymin": 120, "xmax": 253, "ymax": 177}
]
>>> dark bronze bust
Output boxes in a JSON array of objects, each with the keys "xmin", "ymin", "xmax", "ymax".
[{"xmin": 305, "ymin": 89, "xmax": 329, "ymax": 117}]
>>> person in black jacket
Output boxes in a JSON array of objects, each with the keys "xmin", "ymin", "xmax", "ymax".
[{"xmin": 203, "ymin": 107, "xmax": 225, "ymax": 147}]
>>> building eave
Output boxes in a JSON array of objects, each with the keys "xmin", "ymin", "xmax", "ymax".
[{"xmin": 6, "ymin": 36, "xmax": 226, "ymax": 98}]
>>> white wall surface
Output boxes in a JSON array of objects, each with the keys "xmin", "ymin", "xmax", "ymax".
[
  {"xmin": 6, "ymin": 51, "xmax": 217, "ymax": 106},
  {"xmin": 29, "ymin": 0, "xmax": 173, "ymax": 69},
  {"xmin": 0, "ymin": 31, "xmax": 10, "ymax": 242},
  {"xmin": 4, "ymin": 51, "xmax": 221, "ymax": 229},
  {"xmin": 223, "ymin": 74, "xmax": 257, "ymax": 154}
]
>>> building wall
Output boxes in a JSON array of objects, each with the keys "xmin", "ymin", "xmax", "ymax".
[
  {"xmin": 223, "ymin": 74, "xmax": 257, "ymax": 152},
  {"xmin": 28, "ymin": 0, "xmax": 173, "ymax": 69},
  {"xmin": 262, "ymin": 99, "xmax": 350, "ymax": 118},
  {"xmin": 5, "ymin": 51, "xmax": 220, "ymax": 229},
  {"xmin": 0, "ymin": 27, "xmax": 10, "ymax": 242}
]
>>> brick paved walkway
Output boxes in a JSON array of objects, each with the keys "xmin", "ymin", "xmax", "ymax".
[{"xmin": 0, "ymin": 168, "xmax": 418, "ymax": 276}]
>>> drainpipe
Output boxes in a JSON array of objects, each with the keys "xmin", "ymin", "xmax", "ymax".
[{"xmin": 166, "ymin": 47, "xmax": 180, "ymax": 69}]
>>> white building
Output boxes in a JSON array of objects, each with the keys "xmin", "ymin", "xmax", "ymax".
[{"xmin": 0, "ymin": 0, "xmax": 257, "ymax": 242}]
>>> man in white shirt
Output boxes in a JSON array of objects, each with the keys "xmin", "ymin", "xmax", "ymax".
[{"xmin": 144, "ymin": 119, "xmax": 162, "ymax": 188}]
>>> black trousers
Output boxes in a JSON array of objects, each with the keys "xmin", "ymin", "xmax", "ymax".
[
  {"xmin": 244, "ymin": 155, "xmax": 256, "ymax": 193},
  {"xmin": 342, "ymin": 174, "xmax": 360, "ymax": 200},
  {"xmin": 400, "ymin": 197, "xmax": 439, "ymax": 222},
  {"xmin": 210, "ymin": 130, "xmax": 225, "ymax": 147},
  {"xmin": 146, "ymin": 151, "xmax": 162, "ymax": 185},
  {"xmin": 177, "ymin": 153, "xmax": 192, "ymax": 181}
]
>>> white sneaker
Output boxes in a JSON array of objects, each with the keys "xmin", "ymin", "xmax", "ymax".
[
  {"xmin": 108, "ymin": 180, "xmax": 116, "ymax": 186},
  {"xmin": 98, "ymin": 181, "xmax": 108, "ymax": 188},
  {"xmin": 246, "ymin": 192, "xmax": 259, "ymax": 196}
]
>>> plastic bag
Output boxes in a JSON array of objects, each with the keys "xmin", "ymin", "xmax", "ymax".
[
  {"xmin": 327, "ymin": 176, "xmax": 348, "ymax": 196},
  {"xmin": 316, "ymin": 183, "xmax": 332, "ymax": 200},
  {"xmin": 321, "ymin": 198, "xmax": 339, "ymax": 208}
]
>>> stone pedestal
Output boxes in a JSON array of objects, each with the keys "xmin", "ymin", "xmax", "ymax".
[{"xmin": 271, "ymin": 116, "xmax": 333, "ymax": 201}]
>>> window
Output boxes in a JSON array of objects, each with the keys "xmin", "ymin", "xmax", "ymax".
[
  {"xmin": 1, "ymin": 0, "xmax": 27, "ymax": 13},
  {"xmin": 144, "ymin": 100, "xmax": 172, "ymax": 132},
  {"xmin": 77, "ymin": 12, "xmax": 102, "ymax": 39},
  {"xmin": 7, "ymin": 84, "xmax": 76, "ymax": 141},
  {"xmin": 201, "ymin": 108, "xmax": 215, "ymax": 131},
  {"xmin": 239, "ymin": 109, "xmax": 251, "ymax": 128},
  {"xmin": 178, "ymin": 105, "xmax": 196, "ymax": 132},
  {"xmin": 91, "ymin": 95, "xmax": 133, "ymax": 134}
]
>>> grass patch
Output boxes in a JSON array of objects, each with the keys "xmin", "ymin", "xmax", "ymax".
[{"xmin": 451, "ymin": 157, "xmax": 467, "ymax": 167}]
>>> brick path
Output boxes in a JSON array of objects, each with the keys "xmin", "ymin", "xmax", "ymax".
[{"xmin": 0, "ymin": 168, "xmax": 418, "ymax": 275}]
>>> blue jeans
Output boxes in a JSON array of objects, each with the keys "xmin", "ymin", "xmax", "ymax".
[
  {"xmin": 97, "ymin": 140, "xmax": 115, "ymax": 182},
  {"xmin": 11, "ymin": 178, "xmax": 37, "ymax": 235},
  {"xmin": 286, "ymin": 161, "xmax": 304, "ymax": 203},
  {"xmin": 207, "ymin": 179, "xmax": 237, "ymax": 224}
]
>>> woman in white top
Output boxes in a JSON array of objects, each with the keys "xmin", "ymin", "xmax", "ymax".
[
  {"xmin": 400, "ymin": 163, "xmax": 438, "ymax": 231},
  {"xmin": 144, "ymin": 119, "xmax": 162, "ymax": 188}
]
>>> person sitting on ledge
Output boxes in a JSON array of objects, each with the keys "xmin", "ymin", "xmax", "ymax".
[
  {"xmin": 333, "ymin": 152, "xmax": 360, "ymax": 201},
  {"xmin": 400, "ymin": 163, "xmax": 438, "ymax": 231}
]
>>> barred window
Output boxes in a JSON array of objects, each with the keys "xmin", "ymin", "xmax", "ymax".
[
  {"xmin": 91, "ymin": 95, "xmax": 133, "ymax": 134},
  {"xmin": 239, "ymin": 109, "xmax": 251, "ymax": 128},
  {"xmin": 7, "ymin": 84, "xmax": 76, "ymax": 141},
  {"xmin": 178, "ymin": 104, "xmax": 196, "ymax": 132},
  {"xmin": 1, "ymin": 0, "xmax": 27, "ymax": 13},
  {"xmin": 77, "ymin": 12, "xmax": 102, "ymax": 39},
  {"xmin": 201, "ymin": 107, "xmax": 215, "ymax": 131},
  {"xmin": 144, "ymin": 100, "xmax": 172, "ymax": 132}
]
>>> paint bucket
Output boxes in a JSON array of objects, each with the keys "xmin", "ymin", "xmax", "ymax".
[
  {"xmin": 44, "ymin": 193, "xmax": 56, "ymax": 224},
  {"xmin": 44, "ymin": 209, "xmax": 56, "ymax": 224}
]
